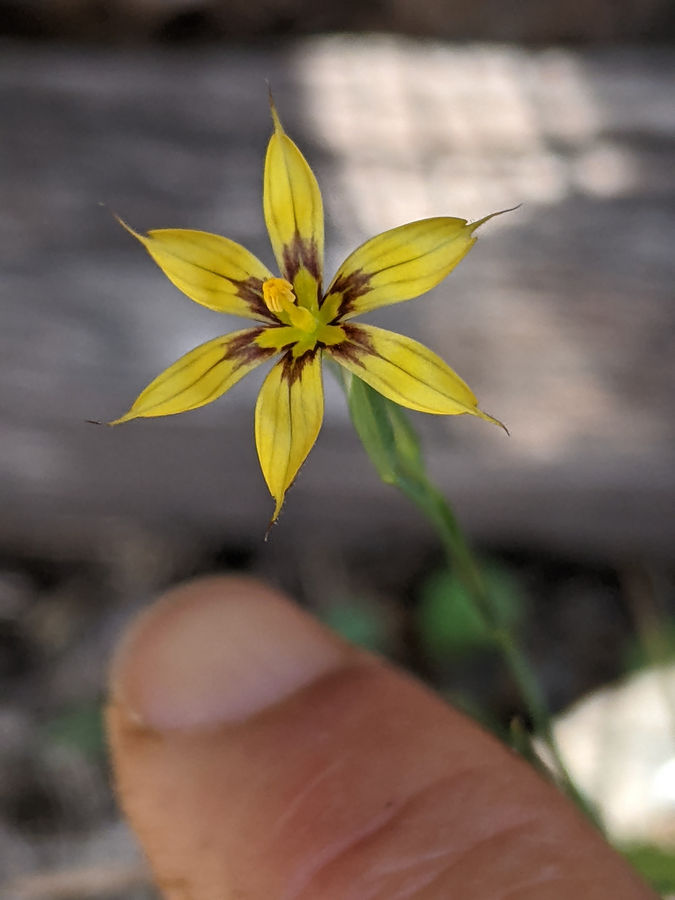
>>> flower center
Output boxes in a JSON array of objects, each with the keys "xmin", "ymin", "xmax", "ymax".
[
  {"xmin": 262, "ymin": 277, "xmax": 296, "ymax": 314},
  {"xmin": 256, "ymin": 276, "xmax": 347, "ymax": 356},
  {"xmin": 262, "ymin": 276, "xmax": 318, "ymax": 334}
]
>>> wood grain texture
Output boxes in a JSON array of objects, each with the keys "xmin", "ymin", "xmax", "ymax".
[{"xmin": 0, "ymin": 38, "xmax": 673, "ymax": 559}]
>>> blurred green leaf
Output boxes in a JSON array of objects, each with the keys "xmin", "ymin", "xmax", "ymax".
[
  {"xmin": 44, "ymin": 701, "xmax": 105, "ymax": 758},
  {"xmin": 320, "ymin": 597, "xmax": 394, "ymax": 654},
  {"xmin": 621, "ymin": 844, "xmax": 675, "ymax": 892},
  {"xmin": 416, "ymin": 564, "xmax": 524, "ymax": 661}
]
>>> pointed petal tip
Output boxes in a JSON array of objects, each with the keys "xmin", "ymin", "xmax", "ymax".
[
  {"xmin": 107, "ymin": 412, "xmax": 134, "ymax": 426},
  {"xmin": 267, "ymin": 86, "xmax": 284, "ymax": 134},
  {"xmin": 114, "ymin": 214, "xmax": 145, "ymax": 244},
  {"xmin": 89, "ymin": 415, "xmax": 137, "ymax": 428},
  {"xmin": 478, "ymin": 409, "xmax": 510, "ymax": 435},
  {"xmin": 469, "ymin": 204, "xmax": 522, "ymax": 233},
  {"xmin": 264, "ymin": 497, "xmax": 284, "ymax": 540}
]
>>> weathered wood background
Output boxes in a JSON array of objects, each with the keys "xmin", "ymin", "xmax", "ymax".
[{"xmin": 1, "ymin": 36, "xmax": 673, "ymax": 565}]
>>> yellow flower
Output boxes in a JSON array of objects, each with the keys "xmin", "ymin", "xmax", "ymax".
[{"xmin": 111, "ymin": 101, "xmax": 506, "ymax": 523}]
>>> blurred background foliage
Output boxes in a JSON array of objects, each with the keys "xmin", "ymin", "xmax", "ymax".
[{"xmin": 0, "ymin": 1, "xmax": 674, "ymax": 897}]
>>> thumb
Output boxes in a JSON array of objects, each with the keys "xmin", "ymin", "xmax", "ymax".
[{"xmin": 107, "ymin": 576, "xmax": 654, "ymax": 900}]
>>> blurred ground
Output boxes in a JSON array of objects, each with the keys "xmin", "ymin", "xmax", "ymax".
[{"xmin": 0, "ymin": 34, "xmax": 674, "ymax": 897}]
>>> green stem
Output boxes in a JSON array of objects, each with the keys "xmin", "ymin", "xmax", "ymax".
[
  {"xmin": 397, "ymin": 472, "xmax": 602, "ymax": 829},
  {"xmin": 342, "ymin": 371, "xmax": 601, "ymax": 827}
]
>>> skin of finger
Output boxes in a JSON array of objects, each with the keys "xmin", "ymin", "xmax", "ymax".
[{"xmin": 107, "ymin": 626, "xmax": 655, "ymax": 899}]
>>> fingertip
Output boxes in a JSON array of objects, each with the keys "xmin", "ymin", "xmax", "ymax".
[{"xmin": 110, "ymin": 575, "xmax": 351, "ymax": 731}]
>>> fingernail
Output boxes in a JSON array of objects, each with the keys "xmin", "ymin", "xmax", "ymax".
[{"xmin": 111, "ymin": 576, "xmax": 349, "ymax": 731}]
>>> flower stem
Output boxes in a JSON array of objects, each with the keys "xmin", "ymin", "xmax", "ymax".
[
  {"xmin": 400, "ymin": 469, "xmax": 602, "ymax": 828},
  {"xmin": 343, "ymin": 372, "xmax": 602, "ymax": 828}
]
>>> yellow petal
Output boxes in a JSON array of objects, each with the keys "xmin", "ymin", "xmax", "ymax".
[
  {"xmin": 255, "ymin": 350, "xmax": 324, "ymax": 523},
  {"xmin": 324, "ymin": 214, "xmax": 497, "ymax": 321},
  {"xmin": 109, "ymin": 329, "xmax": 274, "ymax": 423},
  {"xmin": 120, "ymin": 220, "xmax": 275, "ymax": 322},
  {"xmin": 255, "ymin": 325, "xmax": 302, "ymax": 352},
  {"xmin": 263, "ymin": 100, "xmax": 324, "ymax": 311},
  {"xmin": 329, "ymin": 324, "xmax": 505, "ymax": 428}
]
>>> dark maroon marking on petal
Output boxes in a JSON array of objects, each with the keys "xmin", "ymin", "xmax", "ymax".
[
  {"xmin": 328, "ymin": 323, "xmax": 376, "ymax": 367},
  {"xmin": 276, "ymin": 340, "xmax": 298, "ymax": 353},
  {"xmin": 223, "ymin": 328, "xmax": 276, "ymax": 369},
  {"xmin": 133, "ymin": 331, "xmax": 274, "ymax": 417},
  {"xmin": 279, "ymin": 348, "xmax": 318, "ymax": 387},
  {"xmin": 165, "ymin": 332, "xmax": 271, "ymax": 400},
  {"xmin": 233, "ymin": 276, "xmax": 279, "ymax": 322},
  {"xmin": 146, "ymin": 330, "xmax": 269, "ymax": 392},
  {"xmin": 323, "ymin": 269, "xmax": 372, "ymax": 320},
  {"xmin": 281, "ymin": 232, "xmax": 322, "ymax": 294},
  {"xmin": 141, "ymin": 356, "xmax": 235, "ymax": 415}
]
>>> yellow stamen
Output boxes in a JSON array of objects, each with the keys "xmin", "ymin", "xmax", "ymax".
[{"xmin": 262, "ymin": 277, "xmax": 296, "ymax": 314}]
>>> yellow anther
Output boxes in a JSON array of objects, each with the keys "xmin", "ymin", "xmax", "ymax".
[{"xmin": 262, "ymin": 277, "xmax": 296, "ymax": 314}]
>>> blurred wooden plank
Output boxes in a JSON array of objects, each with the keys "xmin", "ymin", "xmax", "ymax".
[
  {"xmin": 1, "ymin": 0, "xmax": 672, "ymax": 43},
  {"xmin": 0, "ymin": 38, "xmax": 673, "ymax": 560}
]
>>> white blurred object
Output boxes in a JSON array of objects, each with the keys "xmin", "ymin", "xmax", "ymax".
[{"xmin": 546, "ymin": 665, "xmax": 675, "ymax": 846}]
